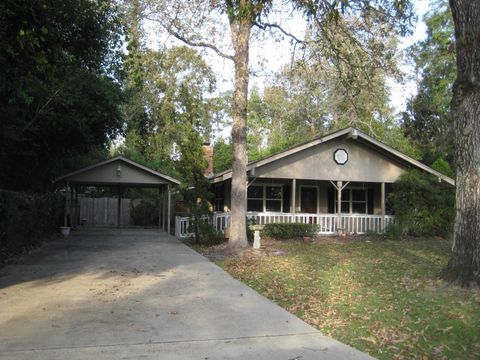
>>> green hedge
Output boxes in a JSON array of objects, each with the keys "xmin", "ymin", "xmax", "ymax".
[
  {"xmin": 262, "ymin": 223, "xmax": 317, "ymax": 239},
  {"xmin": 389, "ymin": 170, "xmax": 455, "ymax": 238},
  {"xmin": 0, "ymin": 190, "xmax": 64, "ymax": 262},
  {"xmin": 130, "ymin": 199, "xmax": 159, "ymax": 226}
]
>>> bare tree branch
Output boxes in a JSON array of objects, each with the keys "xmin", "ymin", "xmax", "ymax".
[
  {"xmin": 145, "ymin": 16, "xmax": 235, "ymax": 61},
  {"xmin": 21, "ymin": 86, "xmax": 63, "ymax": 135},
  {"xmin": 254, "ymin": 21, "xmax": 306, "ymax": 45}
]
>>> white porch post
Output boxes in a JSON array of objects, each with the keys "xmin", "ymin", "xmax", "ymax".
[
  {"xmin": 167, "ymin": 184, "xmax": 171, "ymax": 235},
  {"xmin": 381, "ymin": 182, "xmax": 386, "ymax": 232},
  {"xmin": 337, "ymin": 180, "xmax": 342, "ymax": 230},
  {"xmin": 291, "ymin": 178, "xmax": 296, "ymax": 220}
]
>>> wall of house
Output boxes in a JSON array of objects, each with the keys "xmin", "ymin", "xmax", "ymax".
[{"xmin": 254, "ymin": 138, "xmax": 406, "ymax": 183}]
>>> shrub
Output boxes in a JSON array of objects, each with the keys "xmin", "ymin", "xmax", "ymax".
[
  {"xmin": 389, "ymin": 170, "xmax": 455, "ymax": 238},
  {"xmin": 246, "ymin": 217, "xmax": 256, "ymax": 243},
  {"xmin": 262, "ymin": 223, "xmax": 318, "ymax": 239},
  {"xmin": 0, "ymin": 190, "xmax": 64, "ymax": 261},
  {"xmin": 130, "ymin": 199, "xmax": 159, "ymax": 226},
  {"xmin": 189, "ymin": 217, "xmax": 225, "ymax": 246}
]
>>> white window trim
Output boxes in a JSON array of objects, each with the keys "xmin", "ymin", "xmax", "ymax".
[
  {"xmin": 334, "ymin": 187, "xmax": 369, "ymax": 214},
  {"xmin": 299, "ymin": 185, "xmax": 319, "ymax": 214},
  {"xmin": 247, "ymin": 184, "xmax": 283, "ymax": 213}
]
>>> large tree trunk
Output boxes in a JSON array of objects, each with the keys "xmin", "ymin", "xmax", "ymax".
[
  {"xmin": 228, "ymin": 14, "xmax": 252, "ymax": 249},
  {"xmin": 446, "ymin": 0, "xmax": 480, "ymax": 286}
]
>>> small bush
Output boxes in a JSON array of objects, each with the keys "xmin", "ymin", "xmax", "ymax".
[
  {"xmin": 385, "ymin": 223, "xmax": 401, "ymax": 240},
  {"xmin": 130, "ymin": 200, "xmax": 159, "ymax": 226},
  {"xmin": 0, "ymin": 190, "xmax": 64, "ymax": 261},
  {"xmin": 389, "ymin": 170, "xmax": 455, "ymax": 238},
  {"xmin": 190, "ymin": 218, "xmax": 225, "ymax": 245},
  {"xmin": 262, "ymin": 223, "xmax": 318, "ymax": 239},
  {"xmin": 246, "ymin": 217, "xmax": 256, "ymax": 243}
]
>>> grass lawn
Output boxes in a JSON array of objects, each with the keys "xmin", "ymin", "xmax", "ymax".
[{"xmin": 217, "ymin": 238, "xmax": 480, "ymax": 359}]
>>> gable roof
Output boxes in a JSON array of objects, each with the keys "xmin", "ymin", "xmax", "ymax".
[
  {"xmin": 212, "ymin": 127, "xmax": 455, "ymax": 186},
  {"xmin": 55, "ymin": 156, "xmax": 181, "ymax": 186}
]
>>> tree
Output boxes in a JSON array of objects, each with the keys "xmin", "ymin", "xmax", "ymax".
[
  {"xmin": 145, "ymin": 0, "xmax": 414, "ymax": 249},
  {"xmin": 0, "ymin": 0, "xmax": 124, "ymax": 191},
  {"xmin": 403, "ymin": 0, "xmax": 456, "ymax": 165},
  {"xmin": 444, "ymin": 0, "xmax": 480, "ymax": 286},
  {"xmin": 213, "ymin": 139, "xmax": 233, "ymax": 174},
  {"xmin": 120, "ymin": 0, "xmax": 217, "ymax": 173}
]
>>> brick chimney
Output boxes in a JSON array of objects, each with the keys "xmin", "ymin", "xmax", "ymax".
[{"xmin": 202, "ymin": 142, "xmax": 213, "ymax": 177}]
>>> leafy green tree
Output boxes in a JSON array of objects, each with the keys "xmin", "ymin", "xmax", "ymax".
[
  {"xmin": 120, "ymin": 17, "xmax": 217, "ymax": 171},
  {"xmin": 0, "ymin": 0, "xmax": 124, "ymax": 191},
  {"xmin": 145, "ymin": 0, "xmax": 414, "ymax": 249},
  {"xmin": 213, "ymin": 139, "xmax": 233, "ymax": 174},
  {"xmin": 403, "ymin": 0, "xmax": 456, "ymax": 165},
  {"xmin": 390, "ymin": 170, "xmax": 454, "ymax": 238}
]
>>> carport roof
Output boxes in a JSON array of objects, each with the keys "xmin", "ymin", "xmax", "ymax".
[{"xmin": 55, "ymin": 156, "xmax": 181, "ymax": 186}]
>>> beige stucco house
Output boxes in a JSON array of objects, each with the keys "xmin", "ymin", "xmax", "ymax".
[{"xmin": 175, "ymin": 127, "xmax": 454, "ymax": 237}]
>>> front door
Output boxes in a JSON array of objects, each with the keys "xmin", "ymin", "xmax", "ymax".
[{"xmin": 301, "ymin": 187, "xmax": 317, "ymax": 213}]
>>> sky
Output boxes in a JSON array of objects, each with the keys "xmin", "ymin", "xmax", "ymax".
[
  {"xmin": 387, "ymin": 0, "xmax": 430, "ymax": 112},
  {"xmin": 146, "ymin": 0, "xmax": 432, "ymax": 121}
]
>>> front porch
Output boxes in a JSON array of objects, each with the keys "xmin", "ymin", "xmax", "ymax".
[
  {"xmin": 175, "ymin": 212, "xmax": 395, "ymax": 238},
  {"xmin": 176, "ymin": 178, "xmax": 395, "ymax": 238}
]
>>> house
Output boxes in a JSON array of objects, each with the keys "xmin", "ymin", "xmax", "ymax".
[{"xmin": 175, "ymin": 127, "xmax": 454, "ymax": 237}]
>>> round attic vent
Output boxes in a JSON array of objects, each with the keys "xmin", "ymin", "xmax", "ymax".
[{"xmin": 333, "ymin": 148, "xmax": 348, "ymax": 165}]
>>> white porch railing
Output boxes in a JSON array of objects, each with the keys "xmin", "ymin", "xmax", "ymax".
[{"xmin": 175, "ymin": 212, "xmax": 395, "ymax": 238}]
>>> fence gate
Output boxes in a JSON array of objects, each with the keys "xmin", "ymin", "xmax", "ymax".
[{"xmin": 79, "ymin": 197, "xmax": 133, "ymax": 226}]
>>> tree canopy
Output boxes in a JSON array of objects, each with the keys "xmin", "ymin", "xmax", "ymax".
[
  {"xmin": 0, "ymin": 0, "xmax": 125, "ymax": 191},
  {"xmin": 403, "ymin": 0, "xmax": 456, "ymax": 166}
]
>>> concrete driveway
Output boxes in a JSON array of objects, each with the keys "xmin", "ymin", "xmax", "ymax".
[{"xmin": 0, "ymin": 229, "xmax": 372, "ymax": 359}]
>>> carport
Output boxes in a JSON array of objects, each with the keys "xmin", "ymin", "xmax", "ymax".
[{"xmin": 55, "ymin": 156, "xmax": 180, "ymax": 234}]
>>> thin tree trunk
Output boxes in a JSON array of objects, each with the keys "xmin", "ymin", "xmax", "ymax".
[
  {"xmin": 228, "ymin": 13, "xmax": 251, "ymax": 249},
  {"xmin": 446, "ymin": 0, "xmax": 480, "ymax": 285}
]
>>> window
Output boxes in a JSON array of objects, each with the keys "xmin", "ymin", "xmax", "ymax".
[
  {"xmin": 247, "ymin": 185, "xmax": 263, "ymax": 212},
  {"xmin": 247, "ymin": 184, "xmax": 283, "ymax": 212},
  {"xmin": 265, "ymin": 186, "xmax": 282, "ymax": 212},
  {"xmin": 214, "ymin": 184, "xmax": 224, "ymax": 212},
  {"xmin": 334, "ymin": 188, "xmax": 368, "ymax": 214}
]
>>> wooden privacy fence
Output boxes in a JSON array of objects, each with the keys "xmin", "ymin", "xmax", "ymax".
[{"xmin": 79, "ymin": 197, "xmax": 133, "ymax": 226}]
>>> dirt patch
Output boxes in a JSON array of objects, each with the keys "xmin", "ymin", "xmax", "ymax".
[
  {"xmin": 191, "ymin": 235, "xmax": 391, "ymax": 262},
  {"xmin": 191, "ymin": 239, "xmax": 288, "ymax": 262}
]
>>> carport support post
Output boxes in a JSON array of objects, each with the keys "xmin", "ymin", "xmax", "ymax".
[
  {"xmin": 64, "ymin": 181, "xmax": 70, "ymax": 227},
  {"xmin": 162, "ymin": 186, "xmax": 166, "ymax": 230},
  {"xmin": 74, "ymin": 185, "xmax": 78, "ymax": 228},
  {"xmin": 167, "ymin": 184, "xmax": 171, "ymax": 235},
  {"xmin": 158, "ymin": 186, "xmax": 164, "ymax": 229},
  {"xmin": 69, "ymin": 185, "xmax": 74, "ymax": 228}
]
